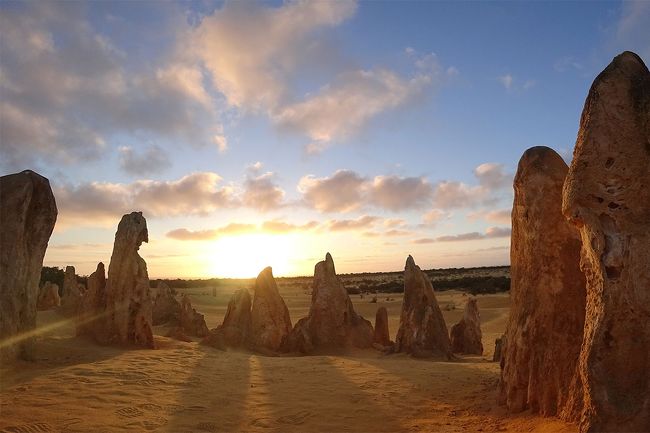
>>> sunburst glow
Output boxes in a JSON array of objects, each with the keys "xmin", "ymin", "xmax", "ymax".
[{"xmin": 204, "ymin": 233, "xmax": 307, "ymax": 278}]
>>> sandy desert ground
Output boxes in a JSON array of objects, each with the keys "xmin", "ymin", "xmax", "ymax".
[{"xmin": 0, "ymin": 284, "xmax": 577, "ymax": 433}]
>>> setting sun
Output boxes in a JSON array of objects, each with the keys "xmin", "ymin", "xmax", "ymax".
[{"xmin": 205, "ymin": 233, "xmax": 306, "ymax": 278}]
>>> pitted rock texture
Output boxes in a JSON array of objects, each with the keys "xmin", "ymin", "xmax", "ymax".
[
  {"xmin": 0, "ymin": 170, "xmax": 57, "ymax": 361},
  {"xmin": 498, "ymin": 146, "xmax": 586, "ymax": 418},
  {"xmin": 562, "ymin": 51, "xmax": 650, "ymax": 432}
]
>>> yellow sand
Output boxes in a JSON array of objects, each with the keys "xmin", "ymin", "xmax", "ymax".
[{"xmin": 0, "ymin": 288, "xmax": 577, "ymax": 433}]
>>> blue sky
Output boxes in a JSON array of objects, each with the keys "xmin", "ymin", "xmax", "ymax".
[{"xmin": 1, "ymin": 1, "xmax": 648, "ymax": 277}]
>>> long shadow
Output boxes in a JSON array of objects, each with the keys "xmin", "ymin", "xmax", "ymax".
[
  {"xmin": 1, "ymin": 312, "xmax": 125, "ymax": 389},
  {"xmin": 166, "ymin": 345, "xmax": 251, "ymax": 432},
  {"xmin": 355, "ymin": 353, "xmax": 503, "ymax": 416},
  {"xmin": 255, "ymin": 353, "xmax": 404, "ymax": 432}
]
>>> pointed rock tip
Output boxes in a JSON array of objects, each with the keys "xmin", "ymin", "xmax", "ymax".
[
  {"xmin": 405, "ymin": 255, "xmax": 416, "ymax": 268},
  {"xmin": 325, "ymin": 252, "xmax": 333, "ymax": 263},
  {"xmin": 259, "ymin": 266, "xmax": 273, "ymax": 277}
]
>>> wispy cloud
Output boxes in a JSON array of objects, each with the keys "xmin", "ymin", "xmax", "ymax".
[{"xmin": 435, "ymin": 226, "xmax": 511, "ymax": 242}]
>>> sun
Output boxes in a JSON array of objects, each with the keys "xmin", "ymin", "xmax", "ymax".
[{"xmin": 204, "ymin": 232, "xmax": 304, "ymax": 278}]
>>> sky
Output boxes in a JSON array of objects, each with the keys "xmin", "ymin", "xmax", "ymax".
[{"xmin": 1, "ymin": 1, "xmax": 649, "ymax": 278}]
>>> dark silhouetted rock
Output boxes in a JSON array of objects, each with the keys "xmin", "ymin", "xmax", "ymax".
[
  {"xmin": 37, "ymin": 282, "xmax": 60, "ymax": 311},
  {"xmin": 152, "ymin": 281, "xmax": 181, "ymax": 326},
  {"xmin": 373, "ymin": 306, "xmax": 392, "ymax": 349},
  {"xmin": 493, "ymin": 335, "xmax": 505, "ymax": 363},
  {"xmin": 59, "ymin": 265, "xmax": 81, "ymax": 316},
  {"xmin": 79, "ymin": 213, "xmax": 154, "ymax": 348},
  {"xmin": 202, "ymin": 289, "xmax": 252, "ymax": 350},
  {"xmin": 249, "ymin": 267, "xmax": 292, "ymax": 352},
  {"xmin": 498, "ymin": 146, "xmax": 586, "ymax": 418},
  {"xmin": 450, "ymin": 297, "xmax": 483, "ymax": 355},
  {"xmin": 394, "ymin": 255, "xmax": 451, "ymax": 358},
  {"xmin": 0, "ymin": 170, "xmax": 57, "ymax": 361},
  {"xmin": 77, "ymin": 262, "xmax": 107, "ymax": 340},
  {"xmin": 178, "ymin": 294, "xmax": 209, "ymax": 338},
  {"xmin": 562, "ymin": 51, "xmax": 650, "ymax": 432},
  {"xmin": 286, "ymin": 253, "xmax": 374, "ymax": 353}
]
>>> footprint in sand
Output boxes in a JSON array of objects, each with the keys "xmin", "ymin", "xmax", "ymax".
[
  {"xmin": 195, "ymin": 422, "xmax": 219, "ymax": 432},
  {"xmin": 0, "ymin": 423, "xmax": 54, "ymax": 433},
  {"xmin": 250, "ymin": 417, "xmax": 274, "ymax": 428},
  {"xmin": 134, "ymin": 378, "xmax": 168, "ymax": 386},
  {"xmin": 276, "ymin": 410, "xmax": 312, "ymax": 425},
  {"xmin": 115, "ymin": 406, "xmax": 145, "ymax": 418},
  {"xmin": 138, "ymin": 403, "xmax": 163, "ymax": 412},
  {"xmin": 125, "ymin": 417, "xmax": 168, "ymax": 431}
]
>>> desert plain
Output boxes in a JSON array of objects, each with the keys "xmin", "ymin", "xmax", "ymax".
[{"xmin": 0, "ymin": 275, "xmax": 575, "ymax": 433}]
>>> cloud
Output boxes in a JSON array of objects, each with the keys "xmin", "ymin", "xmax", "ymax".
[
  {"xmin": 423, "ymin": 209, "xmax": 449, "ymax": 224},
  {"xmin": 274, "ymin": 68, "xmax": 434, "ymax": 149},
  {"xmin": 383, "ymin": 218, "xmax": 406, "ymax": 228},
  {"xmin": 467, "ymin": 208, "xmax": 511, "ymax": 225},
  {"xmin": 431, "ymin": 181, "xmax": 487, "ymax": 209},
  {"xmin": 166, "ymin": 223, "xmax": 256, "ymax": 241},
  {"xmin": 0, "ymin": 3, "xmax": 221, "ymax": 171},
  {"xmin": 299, "ymin": 170, "xmax": 435, "ymax": 213},
  {"xmin": 298, "ymin": 169, "xmax": 366, "ymax": 212},
  {"xmin": 368, "ymin": 175, "xmax": 433, "ymax": 211},
  {"xmin": 118, "ymin": 144, "xmax": 171, "ymax": 176},
  {"xmin": 473, "ymin": 163, "xmax": 511, "ymax": 189},
  {"xmin": 430, "ymin": 162, "xmax": 513, "ymax": 210},
  {"xmin": 189, "ymin": 1, "xmax": 445, "ymax": 151},
  {"xmin": 412, "ymin": 238, "xmax": 435, "ymax": 244},
  {"xmin": 261, "ymin": 220, "xmax": 319, "ymax": 233},
  {"xmin": 189, "ymin": 0, "xmax": 357, "ymax": 111},
  {"xmin": 435, "ymin": 226, "xmax": 511, "ymax": 242},
  {"xmin": 553, "ymin": 56, "xmax": 583, "ymax": 73},
  {"xmin": 55, "ymin": 172, "xmax": 236, "ymax": 226},
  {"xmin": 498, "ymin": 74, "xmax": 513, "ymax": 90},
  {"xmin": 323, "ymin": 215, "xmax": 379, "ymax": 231},
  {"xmin": 497, "ymin": 73, "xmax": 536, "ymax": 93},
  {"xmin": 242, "ymin": 164, "xmax": 285, "ymax": 212},
  {"xmin": 612, "ymin": 1, "xmax": 650, "ymax": 59}
]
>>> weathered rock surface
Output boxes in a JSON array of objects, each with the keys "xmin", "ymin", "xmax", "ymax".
[
  {"xmin": 394, "ymin": 256, "xmax": 451, "ymax": 358},
  {"xmin": 202, "ymin": 289, "xmax": 252, "ymax": 349},
  {"xmin": 79, "ymin": 212, "xmax": 154, "ymax": 348},
  {"xmin": 77, "ymin": 262, "xmax": 107, "ymax": 340},
  {"xmin": 152, "ymin": 281, "xmax": 181, "ymax": 326},
  {"xmin": 286, "ymin": 253, "xmax": 374, "ymax": 354},
  {"xmin": 562, "ymin": 51, "xmax": 650, "ymax": 432},
  {"xmin": 178, "ymin": 294, "xmax": 209, "ymax": 338},
  {"xmin": 249, "ymin": 267, "xmax": 292, "ymax": 352},
  {"xmin": 373, "ymin": 306, "xmax": 392, "ymax": 348},
  {"xmin": 0, "ymin": 170, "xmax": 57, "ymax": 361},
  {"xmin": 59, "ymin": 265, "xmax": 81, "ymax": 316},
  {"xmin": 498, "ymin": 146, "xmax": 586, "ymax": 417},
  {"xmin": 37, "ymin": 282, "xmax": 60, "ymax": 311},
  {"xmin": 450, "ymin": 297, "xmax": 483, "ymax": 355}
]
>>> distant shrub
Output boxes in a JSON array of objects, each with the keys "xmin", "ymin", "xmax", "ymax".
[
  {"xmin": 346, "ymin": 285, "xmax": 361, "ymax": 295},
  {"xmin": 40, "ymin": 266, "xmax": 64, "ymax": 290},
  {"xmin": 432, "ymin": 276, "xmax": 510, "ymax": 294}
]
